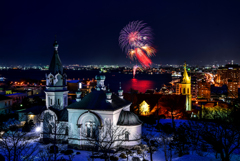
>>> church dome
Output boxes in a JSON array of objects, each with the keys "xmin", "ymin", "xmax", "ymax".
[{"xmin": 117, "ymin": 110, "xmax": 142, "ymax": 126}]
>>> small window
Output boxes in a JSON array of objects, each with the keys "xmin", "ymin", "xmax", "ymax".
[
  {"xmin": 65, "ymin": 126, "xmax": 68, "ymax": 135},
  {"xmin": 183, "ymin": 88, "xmax": 185, "ymax": 94},
  {"xmin": 8, "ymin": 101, "xmax": 10, "ymax": 106},
  {"xmin": 58, "ymin": 99, "xmax": 60, "ymax": 105},
  {"xmin": 5, "ymin": 102, "xmax": 7, "ymax": 106},
  {"xmin": 50, "ymin": 99, "xmax": 52, "ymax": 105},
  {"xmin": 125, "ymin": 132, "xmax": 129, "ymax": 141},
  {"xmin": 187, "ymin": 88, "xmax": 189, "ymax": 94}
]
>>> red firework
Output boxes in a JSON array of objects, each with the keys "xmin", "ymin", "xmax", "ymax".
[
  {"xmin": 135, "ymin": 48, "xmax": 152, "ymax": 67},
  {"xmin": 119, "ymin": 21, "xmax": 155, "ymax": 68}
]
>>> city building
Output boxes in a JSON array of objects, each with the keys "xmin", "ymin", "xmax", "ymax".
[
  {"xmin": 197, "ymin": 79, "xmax": 211, "ymax": 100},
  {"xmin": 0, "ymin": 95, "xmax": 13, "ymax": 114},
  {"xmin": 215, "ymin": 64, "xmax": 240, "ymax": 98},
  {"xmin": 191, "ymin": 76, "xmax": 198, "ymax": 101}
]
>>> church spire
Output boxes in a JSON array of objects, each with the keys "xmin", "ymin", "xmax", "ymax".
[
  {"xmin": 49, "ymin": 39, "xmax": 63, "ymax": 75},
  {"xmin": 182, "ymin": 61, "xmax": 191, "ymax": 84}
]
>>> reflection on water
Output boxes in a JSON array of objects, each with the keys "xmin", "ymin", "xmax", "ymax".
[
  {"xmin": 0, "ymin": 69, "xmax": 172, "ymax": 93},
  {"xmin": 124, "ymin": 78, "xmax": 156, "ymax": 93}
]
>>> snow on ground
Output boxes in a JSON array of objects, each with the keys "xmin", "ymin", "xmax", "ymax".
[{"xmin": 1, "ymin": 119, "xmax": 240, "ymax": 160}]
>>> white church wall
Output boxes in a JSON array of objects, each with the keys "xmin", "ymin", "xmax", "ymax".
[
  {"xmin": 68, "ymin": 109, "xmax": 87, "ymax": 145},
  {"xmin": 93, "ymin": 110, "xmax": 113, "ymax": 124},
  {"xmin": 112, "ymin": 108, "xmax": 124, "ymax": 125},
  {"xmin": 119, "ymin": 124, "xmax": 142, "ymax": 146},
  {"xmin": 45, "ymin": 91, "xmax": 68, "ymax": 109}
]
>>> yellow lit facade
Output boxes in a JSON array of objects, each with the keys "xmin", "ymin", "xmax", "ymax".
[
  {"xmin": 139, "ymin": 100, "xmax": 150, "ymax": 115},
  {"xmin": 177, "ymin": 62, "xmax": 192, "ymax": 111}
]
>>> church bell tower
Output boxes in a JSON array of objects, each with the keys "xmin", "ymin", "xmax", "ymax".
[
  {"xmin": 45, "ymin": 40, "xmax": 68, "ymax": 110},
  {"xmin": 180, "ymin": 62, "xmax": 192, "ymax": 111}
]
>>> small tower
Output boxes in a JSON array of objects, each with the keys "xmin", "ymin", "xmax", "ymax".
[
  {"xmin": 118, "ymin": 82, "xmax": 123, "ymax": 99},
  {"xmin": 106, "ymin": 85, "xmax": 112, "ymax": 103},
  {"xmin": 76, "ymin": 89, "xmax": 82, "ymax": 102},
  {"xmin": 95, "ymin": 75, "xmax": 106, "ymax": 91},
  {"xmin": 180, "ymin": 62, "xmax": 192, "ymax": 111},
  {"xmin": 45, "ymin": 40, "xmax": 69, "ymax": 110}
]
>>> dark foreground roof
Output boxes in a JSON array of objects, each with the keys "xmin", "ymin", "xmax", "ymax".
[
  {"xmin": 0, "ymin": 94, "xmax": 12, "ymax": 101},
  {"xmin": 117, "ymin": 110, "xmax": 142, "ymax": 126},
  {"xmin": 67, "ymin": 89, "xmax": 131, "ymax": 111}
]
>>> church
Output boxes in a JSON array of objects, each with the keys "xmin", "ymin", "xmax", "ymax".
[{"xmin": 20, "ymin": 40, "xmax": 142, "ymax": 148}]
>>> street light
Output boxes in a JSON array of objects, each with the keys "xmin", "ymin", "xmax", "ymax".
[{"xmin": 35, "ymin": 127, "xmax": 41, "ymax": 132}]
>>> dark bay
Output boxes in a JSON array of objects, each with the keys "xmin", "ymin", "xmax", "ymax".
[{"xmin": 0, "ymin": 69, "xmax": 172, "ymax": 93}]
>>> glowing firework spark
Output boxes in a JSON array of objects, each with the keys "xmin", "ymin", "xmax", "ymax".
[{"xmin": 119, "ymin": 21, "xmax": 155, "ymax": 67}]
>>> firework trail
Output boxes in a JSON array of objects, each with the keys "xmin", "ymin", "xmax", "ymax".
[
  {"xmin": 133, "ymin": 65, "xmax": 138, "ymax": 78},
  {"xmin": 119, "ymin": 21, "xmax": 155, "ymax": 67}
]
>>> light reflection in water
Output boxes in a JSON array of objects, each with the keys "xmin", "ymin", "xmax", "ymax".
[{"xmin": 123, "ymin": 78, "xmax": 156, "ymax": 93}]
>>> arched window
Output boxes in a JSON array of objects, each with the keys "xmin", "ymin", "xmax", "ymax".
[
  {"xmin": 187, "ymin": 88, "xmax": 189, "ymax": 94},
  {"xmin": 183, "ymin": 88, "xmax": 185, "ymax": 94},
  {"xmin": 125, "ymin": 131, "xmax": 129, "ymax": 141},
  {"xmin": 85, "ymin": 122, "xmax": 96, "ymax": 138}
]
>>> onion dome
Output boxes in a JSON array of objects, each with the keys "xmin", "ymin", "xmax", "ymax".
[
  {"xmin": 117, "ymin": 110, "xmax": 142, "ymax": 126},
  {"xmin": 95, "ymin": 75, "xmax": 106, "ymax": 80}
]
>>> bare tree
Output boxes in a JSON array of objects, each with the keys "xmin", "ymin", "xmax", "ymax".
[
  {"xmin": 41, "ymin": 110, "xmax": 70, "ymax": 161},
  {"xmin": 185, "ymin": 107, "xmax": 240, "ymax": 161},
  {"xmin": 81, "ymin": 120, "xmax": 127, "ymax": 161},
  {"xmin": 0, "ymin": 126, "xmax": 39, "ymax": 161},
  {"xmin": 141, "ymin": 132, "xmax": 159, "ymax": 161},
  {"xmin": 160, "ymin": 95, "xmax": 186, "ymax": 132},
  {"xmin": 157, "ymin": 133, "xmax": 172, "ymax": 161}
]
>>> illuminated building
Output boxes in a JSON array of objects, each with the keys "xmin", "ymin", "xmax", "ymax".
[
  {"xmin": 197, "ymin": 79, "xmax": 211, "ymax": 99},
  {"xmin": 176, "ymin": 62, "xmax": 192, "ymax": 111},
  {"xmin": 215, "ymin": 64, "xmax": 240, "ymax": 98},
  {"xmin": 227, "ymin": 80, "xmax": 238, "ymax": 98},
  {"xmin": 124, "ymin": 93, "xmax": 188, "ymax": 119},
  {"xmin": 215, "ymin": 64, "xmax": 240, "ymax": 86},
  {"xmin": 191, "ymin": 76, "xmax": 198, "ymax": 101}
]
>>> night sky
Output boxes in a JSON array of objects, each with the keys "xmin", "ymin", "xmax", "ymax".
[{"xmin": 1, "ymin": 0, "xmax": 240, "ymax": 66}]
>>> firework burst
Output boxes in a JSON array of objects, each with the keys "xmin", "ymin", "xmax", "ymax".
[{"xmin": 119, "ymin": 21, "xmax": 155, "ymax": 67}]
